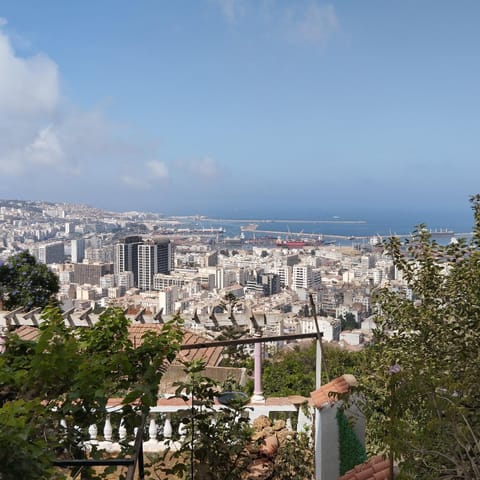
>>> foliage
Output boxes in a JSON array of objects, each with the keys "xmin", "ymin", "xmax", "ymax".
[
  {"xmin": 361, "ymin": 195, "xmax": 480, "ymax": 479},
  {"xmin": 339, "ymin": 312, "xmax": 358, "ymax": 331},
  {"xmin": 0, "ymin": 306, "xmax": 183, "ymax": 479},
  {"xmin": 216, "ymin": 325, "xmax": 252, "ymax": 369},
  {"xmin": 263, "ymin": 342, "xmax": 363, "ymax": 397},
  {"xmin": 158, "ymin": 360, "xmax": 255, "ymax": 480},
  {"xmin": 269, "ymin": 431, "xmax": 314, "ymax": 480},
  {"xmin": 0, "ymin": 251, "xmax": 60, "ymax": 310},
  {"xmin": 336, "ymin": 409, "xmax": 367, "ymax": 475}
]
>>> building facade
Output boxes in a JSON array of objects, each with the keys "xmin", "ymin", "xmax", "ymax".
[{"xmin": 137, "ymin": 239, "xmax": 172, "ymax": 291}]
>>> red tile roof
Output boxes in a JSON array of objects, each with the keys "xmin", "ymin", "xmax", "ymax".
[
  {"xmin": 338, "ymin": 455, "xmax": 391, "ymax": 480},
  {"xmin": 310, "ymin": 374, "xmax": 357, "ymax": 409},
  {"xmin": 12, "ymin": 324, "xmax": 223, "ymax": 367},
  {"xmin": 128, "ymin": 325, "xmax": 223, "ymax": 367},
  {"xmin": 10, "ymin": 325, "xmax": 41, "ymax": 342},
  {"xmin": 177, "ymin": 330, "xmax": 224, "ymax": 367}
]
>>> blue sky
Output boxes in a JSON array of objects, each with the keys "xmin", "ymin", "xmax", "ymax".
[{"xmin": 0, "ymin": 1, "xmax": 479, "ymax": 224}]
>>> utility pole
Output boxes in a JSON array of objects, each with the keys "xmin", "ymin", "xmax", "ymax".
[{"xmin": 310, "ymin": 294, "xmax": 323, "ymax": 480}]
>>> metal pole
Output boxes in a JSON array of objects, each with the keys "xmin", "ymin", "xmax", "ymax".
[{"xmin": 310, "ymin": 294, "xmax": 323, "ymax": 480}]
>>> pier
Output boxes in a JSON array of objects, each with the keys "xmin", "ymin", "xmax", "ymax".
[{"xmin": 241, "ymin": 228, "xmax": 472, "ymax": 242}]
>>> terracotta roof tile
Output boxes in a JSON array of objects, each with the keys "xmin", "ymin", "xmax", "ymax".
[
  {"xmin": 310, "ymin": 374, "xmax": 357, "ymax": 409},
  {"xmin": 128, "ymin": 325, "xmax": 223, "ymax": 367},
  {"xmin": 338, "ymin": 455, "xmax": 391, "ymax": 480},
  {"xmin": 11, "ymin": 325, "xmax": 41, "ymax": 342},
  {"xmin": 11, "ymin": 324, "xmax": 223, "ymax": 367}
]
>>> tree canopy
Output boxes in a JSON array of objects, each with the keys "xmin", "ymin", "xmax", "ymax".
[
  {"xmin": 0, "ymin": 251, "xmax": 59, "ymax": 310},
  {"xmin": 361, "ymin": 195, "xmax": 480, "ymax": 479},
  {"xmin": 0, "ymin": 306, "xmax": 183, "ymax": 480},
  {"xmin": 263, "ymin": 342, "xmax": 363, "ymax": 397}
]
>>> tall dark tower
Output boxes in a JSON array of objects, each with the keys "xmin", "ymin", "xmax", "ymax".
[
  {"xmin": 114, "ymin": 236, "xmax": 143, "ymax": 287},
  {"xmin": 137, "ymin": 239, "xmax": 172, "ymax": 291}
]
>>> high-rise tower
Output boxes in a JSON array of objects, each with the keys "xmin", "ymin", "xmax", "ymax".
[
  {"xmin": 137, "ymin": 239, "xmax": 172, "ymax": 291},
  {"xmin": 114, "ymin": 236, "xmax": 143, "ymax": 287}
]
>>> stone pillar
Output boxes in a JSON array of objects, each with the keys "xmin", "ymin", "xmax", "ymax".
[
  {"xmin": 0, "ymin": 328, "xmax": 7, "ymax": 354},
  {"xmin": 251, "ymin": 339, "xmax": 265, "ymax": 403}
]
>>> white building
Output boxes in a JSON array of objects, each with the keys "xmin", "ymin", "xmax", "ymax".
[
  {"xmin": 292, "ymin": 265, "xmax": 320, "ymax": 291},
  {"xmin": 137, "ymin": 240, "xmax": 172, "ymax": 291},
  {"xmin": 71, "ymin": 238, "xmax": 85, "ymax": 263},
  {"xmin": 299, "ymin": 316, "xmax": 341, "ymax": 342},
  {"xmin": 100, "ymin": 274, "xmax": 116, "ymax": 289},
  {"xmin": 116, "ymin": 271, "xmax": 135, "ymax": 290},
  {"xmin": 157, "ymin": 287, "xmax": 178, "ymax": 315},
  {"xmin": 37, "ymin": 242, "xmax": 65, "ymax": 264}
]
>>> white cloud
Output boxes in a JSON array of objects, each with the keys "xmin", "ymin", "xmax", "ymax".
[
  {"xmin": 188, "ymin": 157, "xmax": 222, "ymax": 179},
  {"xmin": 147, "ymin": 160, "xmax": 169, "ymax": 179},
  {"xmin": 0, "ymin": 26, "xmax": 151, "ymax": 180},
  {"xmin": 120, "ymin": 175, "xmax": 151, "ymax": 190},
  {"xmin": 290, "ymin": 3, "xmax": 339, "ymax": 46},
  {"xmin": 212, "ymin": 0, "xmax": 246, "ymax": 23},
  {"xmin": 211, "ymin": 1, "xmax": 339, "ymax": 48},
  {"xmin": 0, "ymin": 17, "xmax": 7, "ymax": 27},
  {"xmin": 0, "ymin": 31, "xmax": 59, "ymax": 116},
  {"xmin": 0, "ymin": 21, "xmax": 224, "ymax": 201},
  {"xmin": 25, "ymin": 125, "xmax": 65, "ymax": 167}
]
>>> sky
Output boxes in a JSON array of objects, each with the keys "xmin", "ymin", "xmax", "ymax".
[{"xmin": 0, "ymin": 1, "xmax": 479, "ymax": 224}]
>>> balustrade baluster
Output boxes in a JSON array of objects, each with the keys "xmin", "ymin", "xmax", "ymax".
[
  {"xmin": 88, "ymin": 424, "xmax": 98, "ymax": 444},
  {"xmin": 119, "ymin": 418, "xmax": 127, "ymax": 442},
  {"xmin": 148, "ymin": 416, "xmax": 157, "ymax": 441},
  {"xmin": 178, "ymin": 422, "xmax": 187, "ymax": 440},
  {"xmin": 103, "ymin": 414, "xmax": 113, "ymax": 442},
  {"xmin": 163, "ymin": 413, "xmax": 172, "ymax": 439}
]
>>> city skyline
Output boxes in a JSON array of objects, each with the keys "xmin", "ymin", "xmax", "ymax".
[{"xmin": 0, "ymin": 1, "xmax": 479, "ymax": 223}]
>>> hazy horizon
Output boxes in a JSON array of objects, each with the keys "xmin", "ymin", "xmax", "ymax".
[{"xmin": 1, "ymin": 2, "xmax": 479, "ymax": 218}]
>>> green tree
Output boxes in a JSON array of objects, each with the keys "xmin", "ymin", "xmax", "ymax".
[
  {"xmin": 0, "ymin": 306, "xmax": 183, "ymax": 479},
  {"xmin": 263, "ymin": 342, "xmax": 363, "ymax": 397},
  {"xmin": 340, "ymin": 312, "xmax": 358, "ymax": 331},
  {"xmin": 0, "ymin": 251, "xmax": 59, "ymax": 310},
  {"xmin": 219, "ymin": 292, "xmax": 239, "ymax": 312},
  {"xmin": 159, "ymin": 360, "xmax": 255, "ymax": 480},
  {"xmin": 361, "ymin": 195, "xmax": 480, "ymax": 479},
  {"xmin": 269, "ymin": 430, "xmax": 314, "ymax": 480},
  {"xmin": 216, "ymin": 325, "xmax": 251, "ymax": 368}
]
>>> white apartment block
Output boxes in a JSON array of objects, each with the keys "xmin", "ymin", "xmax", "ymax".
[
  {"xmin": 292, "ymin": 265, "xmax": 321, "ymax": 291},
  {"xmin": 157, "ymin": 287, "xmax": 178, "ymax": 315},
  {"xmin": 100, "ymin": 274, "xmax": 116, "ymax": 289},
  {"xmin": 299, "ymin": 316, "xmax": 341, "ymax": 342},
  {"xmin": 116, "ymin": 271, "xmax": 135, "ymax": 290},
  {"xmin": 273, "ymin": 266, "xmax": 291, "ymax": 288},
  {"xmin": 59, "ymin": 270, "xmax": 74, "ymax": 284},
  {"xmin": 71, "ymin": 238, "xmax": 85, "ymax": 263},
  {"xmin": 153, "ymin": 273, "xmax": 189, "ymax": 290}
]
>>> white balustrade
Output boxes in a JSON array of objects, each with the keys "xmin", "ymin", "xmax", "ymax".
[
  {"xmin": 71, "ymin": 401, "xmax": 303, "ymax": 455},
  {"xmin": 163, "ymin": 413, "xmax": 172, "ymax": 439},
  {"xmin": 88, "ymin": 423, "xmax": 98, "ymax": 445},
  {"xmin": 119, "ymin": 418, "xmax": 127, "ymax": 442},
  {"xmin": 178, "ymin": 421, "xmax": 187, "ymax": 440},
  {"xmin": 104, "ymin": 414, "xmax": 113, "ymax": 442},
  {"xmin": 143, "ymin": 415, "xmax": 161, "ymax": 452}
]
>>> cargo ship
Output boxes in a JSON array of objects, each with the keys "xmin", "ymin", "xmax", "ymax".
[{"xmin": 276, "ymin": 239, "xmax": 309, "ymax": 248}]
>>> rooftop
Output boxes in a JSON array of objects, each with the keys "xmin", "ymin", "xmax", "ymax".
[{"xmin": 338, "ymin": 455, "xmax": 391, "ymax": 480}]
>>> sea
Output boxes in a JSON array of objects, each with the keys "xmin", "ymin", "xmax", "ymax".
[{"xmin": 175, "ymin": 210, "xmax": 475, "ymax": 247}]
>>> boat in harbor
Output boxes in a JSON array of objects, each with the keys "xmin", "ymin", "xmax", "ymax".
[{"xmin": 241, "ymin": 223, "xmax": 259, "ymax": 231}]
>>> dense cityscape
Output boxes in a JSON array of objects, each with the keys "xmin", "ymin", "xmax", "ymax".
[
  {"xmin": 0, "ymin": 197, "xmax": 395, "ymax": 348},
  {"xmin": 1, "ymin": 2, "xmax": 480, "ymax": 478}
]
